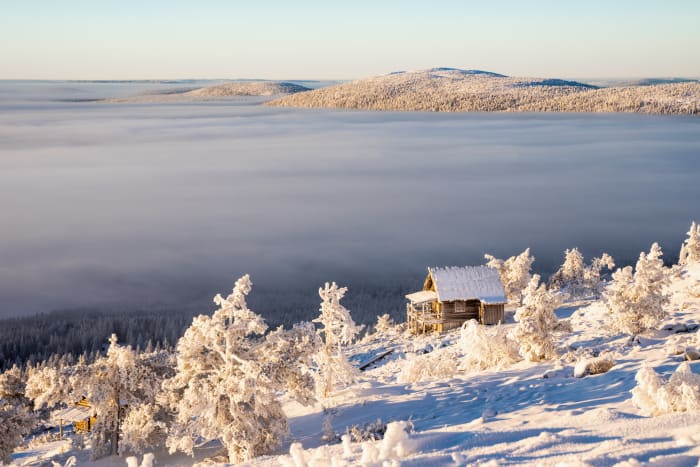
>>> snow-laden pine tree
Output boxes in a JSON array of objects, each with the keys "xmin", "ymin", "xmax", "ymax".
[
  {"xmin": 582, "ymin": 253, "xmax": 615, "ymax": 297},
  {"xmin": 549, "ymin": 248, "xmax": 585, "ymax": 293},
  {"xmin": 313, "ymin": 282, "xmax": 363, "ymax": 397},
  {"xmin": 118, "ymin": 349, "xmax": 174, "ymax": 456},
  {"xmin": 485, "ymin": 248, "xmax": 535, "ymax": 304},
  {"xmin": 164, "ymin": 275, "xmax": 318, "ymax": 464},
  {"xmin": 512, "ymin": 275, "xmax": 564, "ymax": 361},
  {"xmin": 604, "ymin": 243, "xmax": 670, "ymax": 335},
  {"xmin": 374, "ymin": 314, "xmax": 395, "ymax": 335},
  {"xmin": 679, "ymin": 221, "xmax": 700, "ymax": 265},
  {"xmin": 0, "ymin": 366, "xmax": 35, "ymax": 464},
  {"xmin": 549, "ymin": 249, "xmax": 615, "ymax": 298}
]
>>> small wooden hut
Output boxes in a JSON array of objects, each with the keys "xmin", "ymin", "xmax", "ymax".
[
  {"xmin": 52, "ymin": 397, "xmax": 96, "ymax": 437},
  {"xmin": 406, "ymin": 266, "xmax": 507, "ymax": 334}
]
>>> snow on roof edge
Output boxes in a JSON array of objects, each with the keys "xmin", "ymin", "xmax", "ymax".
[{"xmin": 428, "ymin": 265, "xmax": 507, "ymax": 303}]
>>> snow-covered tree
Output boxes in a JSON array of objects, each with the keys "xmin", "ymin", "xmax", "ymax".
[
  {"xmin": 550, "ymin": 249, "xmax": 615, "ymax": 298},
  {"xmin": 512, "ymin": 275, "xmax": 564, "ymax": 361},
  {"xmin": 374, "ymin": 314, "xmax": 395, "ymax": 334},
  {"xmin": 485, "ymin": 248, "xmax": 535, "ymax": 304},
  {"xmin": 24, "ymin": 356, "xmax": 82, "ymax": 414},
  {"xmin": 0, "ymin": 366, "xmax": 29, "ymax": 403},
  {"xmin": 313, "ymin": 282, "xmax": 363, "ymax": 397},
  {"xmin": 26, "ymin": 338, "xmax": 171, "ymax": 459},
  {"xmin": 679, "ymin": 221, "xmax": 700, "ymax": 265},
  {"xmin": 549, "ymin": 248, "xmax": 585, "ymax": 293},
  {"xmin": 118, "ymin": 349, "xmax": 174, "ymax": 456},
  {"xmin": 0, "ymin": 366, "xmax": 35, "ymax": 464},
  {"xmin": 583, "ymin": 253, "xmax": 616, "ymax": 297},
  {"xmin": 604, "ymin": 243, "xmax": 670, "ymax": 335},
  {"xmin": 164, "ymin": 275, "xmax": 318, "ymax": 464},
  {"xmin": 398, "ymin": 344, "xmax": 458, "ymax": 384},
  {"xmin": 460, "ymin": 320, "xmax": 520, "ymax": 371}
]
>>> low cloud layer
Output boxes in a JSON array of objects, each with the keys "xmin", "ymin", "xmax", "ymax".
[{"xmin": 1, "ymin": 82, "xmax": 699, "ymax": 320}]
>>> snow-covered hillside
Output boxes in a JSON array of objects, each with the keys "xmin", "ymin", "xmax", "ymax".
[
  {"xmin": 267, "ymin": 68, "xmax": 700, "ymax": 115},
  {"xmin": 250, "ymin": 262, "xmax": 700, "ymax": 466},
  {"xmin": 8, "ymin": 262, "xmax": 700, "ymax": 466},
  {"xmin": 104, "ymin": 81, "xmax": 310, "ymax": 103}
]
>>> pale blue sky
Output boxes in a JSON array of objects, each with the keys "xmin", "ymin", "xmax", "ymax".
[{"xmin": 2, "ymin": 0, "xmax": 699, "ymax": 80}]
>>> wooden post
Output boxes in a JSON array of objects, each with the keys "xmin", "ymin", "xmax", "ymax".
[{"xmin": 59, "ymin": 419, "xmax": 63, "ymax": 439}]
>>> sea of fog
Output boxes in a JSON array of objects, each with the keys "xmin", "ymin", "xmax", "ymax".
[{"xmin": 1, "ymin": 81, "xmax": 699, "ymax": 324}]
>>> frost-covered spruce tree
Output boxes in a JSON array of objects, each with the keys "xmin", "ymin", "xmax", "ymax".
[
  {"xmin": 81, "ymin": 336, "xmax": 171, "ymax": 458},
  {"xmin": 512, "ymin": 275, "xmax": 564, "ymax": 361},
  {"xmin": 164, "ymin": 275, "xmax": 318, "ymax": 464},
  {"xmin": 313, "ymin": 282, "xmax": 363, "ymax": 397},
  {"xmin": 604, "ymin": 243, "xmax": 670, "ymax": 335},
  {"xmin": 582, "ymin": 253, "xmax": 615, "ymax": 297},
  {"xmin": 679, "ymin": 221, "xmax": 700, "ymax": 265},
  {"xmin": 549, "ymin": 248, "xmax": 585, "ymax": 294},
  {"xmin": 25, "ymin": 359, "xmax": 82, "ymax": 414},
  {"xmin": 374, "ymin": 314, "xmax": 395, "ymax": 335},
  {"xmin": 118, "ymin": 348, "xmax": 174, "ymax": 456},
  {"xmin": 485, "ymin": 248, "xmax": 535, "ymax": 304},
  {"xmin": 0, "ymin": 366, "xmax": 35, "ymax": 464},
  {"xmin": 550, "ymin": 249, "xmax": 615, "ymax": 298}
]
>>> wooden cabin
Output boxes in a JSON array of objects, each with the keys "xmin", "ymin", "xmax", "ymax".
[
  {"xmin": 52, "ymin": 397, "xmax": 96, "ymax": 437},
  {"xmin": 406, "ymin": 266, "xmax": 507, "ymax": 334}
]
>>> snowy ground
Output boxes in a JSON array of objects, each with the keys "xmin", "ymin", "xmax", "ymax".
[{"xmin": 12, "ymin": 264, "xmax": 700, "ymax": 466}]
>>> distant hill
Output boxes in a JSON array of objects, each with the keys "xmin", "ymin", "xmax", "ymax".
[
  {"xmin": 267, "ymin": 68, "xmax": 700, "ymax": 115},
  {"xmin": 518, "ymin": 82, "xmax": 700, "ymax": 114},
  {"xmin": 104, "ymin": 81, "xmax": 310, "ymax": 103},
  {"xmin": 185, "ymin": 81, "xmax": 310, "ymax": 97},
  {"xmin": 620, "ymin": 78, "xmax": 700, "ymax": 87}
]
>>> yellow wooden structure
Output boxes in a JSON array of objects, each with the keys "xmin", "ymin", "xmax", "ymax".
[
  {"xmin": 73, "ymin": 398, "xmax": 97, "ymax": 433},
  {"xmin": 53, "ymin": 397, "xmax": 96, "ymax": 436},
  {"xmin": 406, "ymin": 266, "xmax": 507, "ymax": 334}
]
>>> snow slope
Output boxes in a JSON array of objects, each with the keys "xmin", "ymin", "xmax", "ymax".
[
  {"xmin": 11, "ymin": 264, "xmax": 700, "ymax": 466},
  {"xmin": 248, "ymin": 263, "xmax": 700, "ymax": 466}
]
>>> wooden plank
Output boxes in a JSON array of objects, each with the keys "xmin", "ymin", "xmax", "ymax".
[{"xmin": 359, "ymin": 349, "xmax": 394, "ymax": 371}]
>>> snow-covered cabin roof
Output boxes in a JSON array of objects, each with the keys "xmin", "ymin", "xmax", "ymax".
[
  {"xmin": 405, "ymin": 290, "xmax": 438, "ymax": 304},
  {"xmin": 427, "ymin": 266, "xmax": 507, "ymax": 304},
  {"xmin": 52, "ymin": 405, "xmax": 91, "ymax": 423}
]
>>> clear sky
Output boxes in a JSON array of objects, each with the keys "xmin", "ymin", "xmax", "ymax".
[{"xmin": 2, "ymin": 0, "xmax": 699, "ymax": 80}]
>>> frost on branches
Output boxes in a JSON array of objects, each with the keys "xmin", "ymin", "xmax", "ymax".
[
  {"xmin": 513, "ymin": 275, "xmax": 565, "ymax": 361},
  {"xmin": 26, "ymin": 335, "xmax": 172, "ymax": 459},
  {"xmin": 460, "ymin": 320, "xmax": 520, "ymax": 371},
  {"xmin": 485, "ymin": 248, "xmax": 535, "ymax": 304},
  {"xmin": 398, "ymin": 344, "xmax": 458, "ymax": 384},
  {"xmin": 679, "ymin": 221, "xmax": 700, "ymax": 265},
  {"xmin": 549, "ymin": 248, "xmax": 615, "ymax": 298},
  {"xmin": 88, "ymin": 335, "xmax": 172, "ymax": 458},
  {"xmin": 164, "ymin": 275, "xmax": 318, "ymax": 464},
  {"xmin": 604, "ymin": 243, "xmax": 670, "ymax": 335},
  {"xmin": 313, "ymin": 282, "xmax": 363, "ymax": 397},
  {"xmin": 0, "ymin": 366, "xmax": 35, "ymax": 464},
  {"xmin": 632, "ymin": 363, "xmax": 700, "ymax": 416},
  {"xmin": 374, "ymin": 313, "xmax": 396, "ymax": 335}
]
